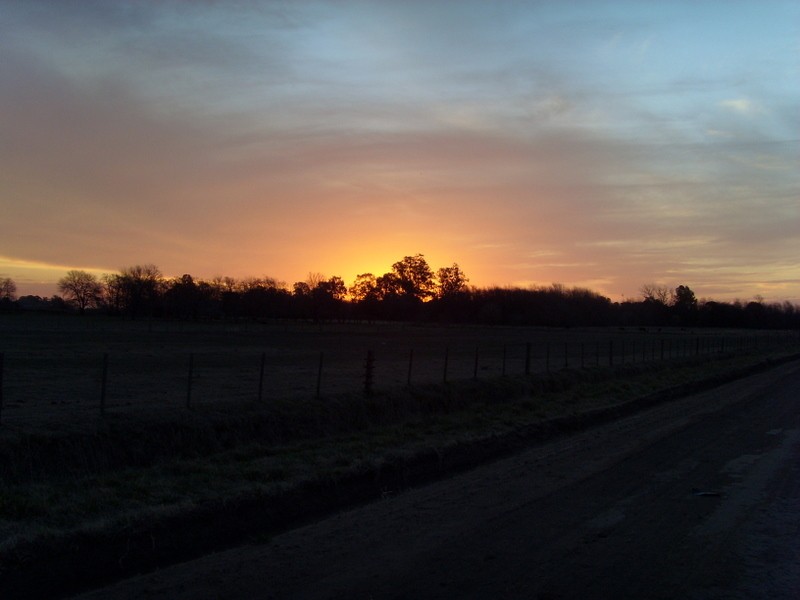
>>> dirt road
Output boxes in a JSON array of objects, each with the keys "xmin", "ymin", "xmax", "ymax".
[{"xmin": 75, "ymin": 360, "xmax": 800, "ymax": 599}]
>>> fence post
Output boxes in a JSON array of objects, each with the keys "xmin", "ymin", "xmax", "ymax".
[
  {"xmin": 564, "ymin": 342, "xmax": 569, "ymax": 369},
  {"xmin": 545, "ymin": 343, "xmax": 551, "ymax": 372},
  {"xmin": 609, "ymin": 340, "xmax": 614, "ymax": 367},
  {"xmin": 258, "ymin": 352, "xmax": 266, "ymax": 403},
  {"xmin": 407, "ymin": 349, "xmax": 414, "ymax": 387},
  {"xmin": 502, "ymin": 345, "xmax": 507, "ymax": 376},
  {"xmin": 443, "ymin": 347, "xmax": 449, "ymax": 383},
  {"xmin": 186, "ymin": 353, "xmax": 194, "ymax": 409},
  {"xmin": 364, "ymin": 350, "xmax": 375, "ymax": 396},
  {"xmin": 581, "ymin": 343, "xmax": 585, "ymax": 368},
  {"xmin": 525, "ymin": 343, "xmax": 532, "ymax": 375},
  {"xmin": 100, "ymin": 353, "xmax": 108, "ymax": 416},
  {"xmin": 316, "ymin": 352, "xmax": 324, "ymax": 399},
  {"xmin": 473, "ymin": 345, "xmax": 479, "ymax": 380},
  {"xmin": 660, "ymin": 339, "xmax": 665, "ymax": 360}
]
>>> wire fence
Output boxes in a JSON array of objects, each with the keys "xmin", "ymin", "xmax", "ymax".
[{"xmin": 1, "ymin": 319, "xmax": 798, "ymax": 426}]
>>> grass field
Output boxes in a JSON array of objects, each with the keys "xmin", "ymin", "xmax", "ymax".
[
  {"xmin": 1, "ymin": 313, "xmax": 792, "ymax": 427},
  {"xmin": 1, "ymin": 313, "xmax": 798, "ymax": 596}
]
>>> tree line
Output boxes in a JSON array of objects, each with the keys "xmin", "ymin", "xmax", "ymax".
[{"xmin": 2, "ymin": 254, "xmax": 799, "ymax": 330}]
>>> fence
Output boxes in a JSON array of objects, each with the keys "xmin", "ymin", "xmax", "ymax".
[{"xmin": 0, "ymin": 322, "xmax": 797, "ymax": 426}]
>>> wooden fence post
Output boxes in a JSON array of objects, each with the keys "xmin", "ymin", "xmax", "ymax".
[
  {"xmin": 609, "ymin": 340, "xmax": 614, "ymax": 367},
  {"xmin": 186, "ymin": 353, "xmax": 194, "ymax": 409},
  {"xmin": 443, "ymin": 347, "xmax": 449, "ymax": 383},
  {"xmin": 316, "ymin": 352, "xmax": 324, "ymax": 399},
  {"xmin": 364, "ymin": 350, "xmax": 375, "ymax": 396},
  {"xmin": 564, "ymin": 342, "xmax": 569, "ymax": 369},
  {"xmin": 258, "ymin": 352, "xmax": 266, "ymax": 403},
  {"xmin": 100, "ymin": 353, "xmax": 108, "ymax": 416},
  {"xmin": 502, "ymin": 345, "xmax": 507, "ymax": 376},
  {"xmin": 473, "ymin": 345, "xmax": 479, "ymax": 380},
  {"xmin": 525, "ymin": 342, "xmax": 532, "ymax": 375},
  {"xmin": 407, "ymin": 349, "xmax": 414, "ymax": 387}
]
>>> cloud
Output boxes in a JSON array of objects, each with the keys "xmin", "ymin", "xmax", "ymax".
[
  {"xmin": 719, "ymin": 98, "xmax": 760, "ymax": 114},
  {"xmin": 1, "ymin": 1, "xmax": 798, "ymax": 303}
]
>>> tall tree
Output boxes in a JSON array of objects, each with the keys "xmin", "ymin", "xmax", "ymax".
[
  {"xmin": 391, "ymin": 254, "xmax": 435, "ymax": 301},
  {"xmin": 671, "ymin": 284, "xmax": 698, "ymax": 325},
  {"xmin": 118, "ymin": 264, "xmax": 163, "ymax": 318},
  {"xmin": 349, "ymin": 273, "xmax": 379, "ymax": 302},
  {"xmin": 436, "ymin": 263, "xmax": 469, "ymax": 299},
  {"xmin": 672, "ymin": 285, "xmax": 697, "ymax": 310},
  {"xmin": 0, "ymin": 276, "xmax": 17, "ymax": 301},
  {"xmin": 57, "ymin": 270, "xmax": 102, "ymax": 314}
]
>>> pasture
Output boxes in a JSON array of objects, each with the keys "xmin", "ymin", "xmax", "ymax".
[
  {"xmin": 1, "ymin": 312, "xmax": 798, "ymax": 597},
  {"xmin": 1, "ymin": 313, "xmax": 791, "ymax": 428}
]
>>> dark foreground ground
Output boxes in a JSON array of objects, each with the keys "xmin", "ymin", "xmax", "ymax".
[{"xmin": 72, "ymin": 359, "xmax": 800, "ymax": 599}]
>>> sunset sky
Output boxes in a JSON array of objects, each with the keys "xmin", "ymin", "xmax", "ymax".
[{"xmin": 2, "ymin": 1, "xmax": 798, "ymax": 303}]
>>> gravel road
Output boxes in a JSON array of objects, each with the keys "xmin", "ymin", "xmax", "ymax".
[{"xmin": 74, "ymin": 360, "xmax": 800, "ymax": 599}]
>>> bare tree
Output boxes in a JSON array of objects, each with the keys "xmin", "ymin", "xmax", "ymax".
[
  {"xmin": 118, "ymin": 264, "xmax": 164, "ymax": 318},
  {"xmin": 305, "ymin": 272, "xmax": 326, "ymax": 290},
  {"xmin": 0, "ymin": 276, "xmax": 17, "ymax": 301},
  {"xmin": 640, "ymin": 283, "xmax": 671, "ymax": 305},
  {"xmin": 58, "ymin": 270, "xmax": 102, "ymax": 314}
]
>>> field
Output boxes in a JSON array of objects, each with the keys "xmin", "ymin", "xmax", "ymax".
[
  {"xmin": 1, "ymin": 312, "xmax": 798, "ymax": 597},
  {"xmin": 1, "ymin": 313, "xmax": 791, "ymax": 428}
]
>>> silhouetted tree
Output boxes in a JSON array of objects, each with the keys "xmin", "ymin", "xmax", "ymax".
[
  {"xmin": 292, "ymin": 274, "xmax": 347, "ymax": 321},
  {"xmin": 163, "ymin": 274, "xmax": 202, "ymax": 319},
  {"xmin": 101, "ymin": 274, "xmax": 125, "ymax": 314},
  {"xmin": 391, "ymin": 254, "xmax": 435, "ymax": 301},
  {"xmin": 58, "ymin": 270, "xmax": 102, "ymax": 314},
  {"xmin": 316, "ymin": 276, "xmax": 347, "ymax": 301},
  {"xmin": 436, "ymin": 263, "xmax": 469, "ymax": 299},
  {"xmin": 672, "ymin": 285, "xmax": 697, "ymax": 309},
  {"xmin": 236, "ymin": 277, "xmax": 289, "ymax": 320},
  {"xmin": 0, "ymin": 276, "xmax": 17, "ymax": 301},
  {"xmin": 349, "ymin": 273, "xmax": 379, "ymax": 302},
  {"xmin": 671, "ymin": 284, "xmax": 698, "ymax": 325},
  {"xmin": 375, "ymin": 272, "xmax": 402, "ymax": 300},
  {"xmin": 117, "ymin": 264, "xmax": 164, "ymax": 318}
]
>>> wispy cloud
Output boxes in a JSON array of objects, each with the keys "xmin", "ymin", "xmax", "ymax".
[
  {"xmin": 719, "ymin": 98, "xmax": 760, "ymax": 114},
  {"xmin": 1, "ymin": 1, "xmax": 798, "ymax": 303}
]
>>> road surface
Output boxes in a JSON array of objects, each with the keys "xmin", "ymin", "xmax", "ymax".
[{"xmin": 75, "ymin": 360, "xmax": 800, "ymax": 599}]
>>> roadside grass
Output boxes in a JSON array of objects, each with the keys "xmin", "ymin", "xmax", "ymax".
[{"xmin": 1, "ymin": 347, "xmax": 798, "ymax": 560}]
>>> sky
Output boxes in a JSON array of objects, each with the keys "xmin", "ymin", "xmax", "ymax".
[{"xmin": 1, "ymin": 1, "xmax": 798, "ymax": 303}]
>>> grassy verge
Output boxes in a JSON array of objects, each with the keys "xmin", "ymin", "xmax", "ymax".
[{"xmin": 1, "ymin": 347, "xmax": 798, "ymax": 597}]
